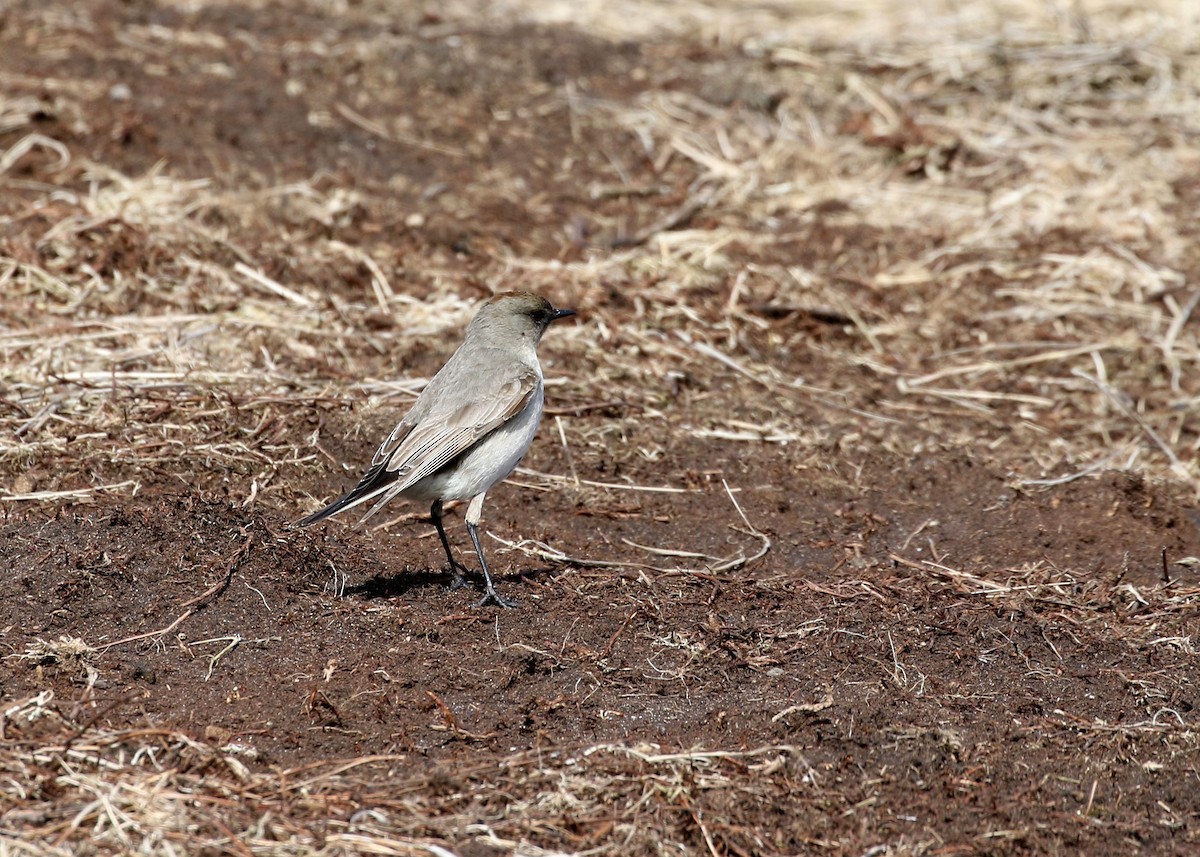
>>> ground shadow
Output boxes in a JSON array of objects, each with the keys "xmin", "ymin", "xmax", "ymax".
[
  {"xmin": 344, "ymin": 564, "xmax": 562, "ymax": 601},
  {"xmin": 344, "ymin": 568, "xmax": 454, "ymax": 600}
]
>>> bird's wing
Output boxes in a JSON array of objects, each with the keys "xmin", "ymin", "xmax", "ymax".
[
  {"xmin": 382, "ymin": 366, "xmax": 540, "ymax": 492},
  {"xmin": 369, "ymin": 413, "xmax": 418, "ymax": 468},
  {"xmin": 295, "ymin": 366, "xmax": 539, "ymax": 527}
]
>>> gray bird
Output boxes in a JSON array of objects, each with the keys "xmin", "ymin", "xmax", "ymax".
[{"xmin": 297, "ymin": 291, "xmax": 576, "ymax": 607}]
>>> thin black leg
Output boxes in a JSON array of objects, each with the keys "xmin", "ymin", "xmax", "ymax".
[
  {"xmin": 466, "ymin": 520, "xmax": 517, "ymax": 609},
  {"xmin": 430, "ymin": 500, "xmax": 470, "ymax": 591}
]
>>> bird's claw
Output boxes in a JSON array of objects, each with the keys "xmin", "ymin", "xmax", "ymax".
[
  {"xmin": 445, "ymin": 561, "xmax": 474, "ymax": 593},
  {"xmin": 445, "ymin": 565, "xmax": 516, "ymax": 607},
  {"xmin": 476, "ymin": 588, "xmax": 519, "ymax": 609}
]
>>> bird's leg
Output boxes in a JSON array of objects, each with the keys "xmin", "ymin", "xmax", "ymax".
[
  {"xmin": 465, "ymin": 493, "xmax": 517, "ymax": 609},
  {"xmin": 430, "ymin": 500, "xmax": 471, "ymax": 591}
]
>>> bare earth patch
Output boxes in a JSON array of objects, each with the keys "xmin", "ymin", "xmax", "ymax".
[{"xmin": 1, "ymin": 0, "xmax": 1199, "ymax": 854}]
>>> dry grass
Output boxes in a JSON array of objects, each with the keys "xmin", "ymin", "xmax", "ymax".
[
  {"xmin": 3, "ymin": 0, "xmax": 1197, "ymax": 506},
  {"xmin": 0, "ymin": 698, "xmax": 814, "ymax": 857}
]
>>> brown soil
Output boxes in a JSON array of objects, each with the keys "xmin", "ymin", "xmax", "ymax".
[{"xmin": 2, "ymin": 1, "xmax": 1199, "ymax": 855}]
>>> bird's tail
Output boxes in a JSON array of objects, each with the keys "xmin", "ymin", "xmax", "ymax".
[{"xmin": 294, "ymin": 461, "xmax": 399, "ymax": 528}]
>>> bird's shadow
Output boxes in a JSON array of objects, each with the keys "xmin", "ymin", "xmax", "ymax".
[
  {"xmin": 344, "ymin": 568, "xmax": 451, "ymax": 600},
  {"xmin": 343, "ymin": 563, "xmax": 560, "ymax": 601}
]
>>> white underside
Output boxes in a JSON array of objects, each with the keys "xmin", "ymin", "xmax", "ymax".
[{"xmin": 401, "ymin": 388, "xmax": 544, "ymax": 504}]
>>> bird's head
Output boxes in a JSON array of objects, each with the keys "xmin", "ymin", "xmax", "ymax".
[{"xmin": 469, "ymin": 291, "xmax": 576, "ymax": 345}]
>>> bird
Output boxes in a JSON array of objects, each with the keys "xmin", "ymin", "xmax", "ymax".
[{"xmin": 296, "ymin": 291, "xmax": 576, "ymax": 608}]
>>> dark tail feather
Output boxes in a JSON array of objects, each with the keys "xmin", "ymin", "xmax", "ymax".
[{"xmin": 294, "ymin": 462, "xmax": 397, "ymax": 527}]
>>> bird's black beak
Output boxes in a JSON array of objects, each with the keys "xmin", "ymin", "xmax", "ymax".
[{"xmin": 551, "ymin": 307, "xmax": 577, "ymax": 322}]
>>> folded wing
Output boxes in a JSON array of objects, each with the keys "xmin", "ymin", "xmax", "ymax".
[{"xmin": 295, "ymin": 368, "xmax": 539, "ymax": 527}]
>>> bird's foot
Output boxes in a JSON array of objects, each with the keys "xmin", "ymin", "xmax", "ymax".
[
  {"xmin": 475, "ymin": 587, "xmax": 519, "ymax": 609},
  {"xmin": 445, "ymin": 561, "xmax": 474, "ymax": 593}
]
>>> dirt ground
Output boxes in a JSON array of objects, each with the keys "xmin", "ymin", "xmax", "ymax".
[{"xmin": 2, "ymin": 1, "xmax": 1199, "ymax": 855}]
